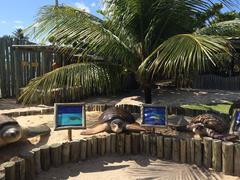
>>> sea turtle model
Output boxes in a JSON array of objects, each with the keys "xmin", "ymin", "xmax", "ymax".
[
  {"xmin": 81, "ymin": 107, "xmax": 145, "ymax": 135},
  {"xmin": 0, "ymin": 115, "xmax": 51, "ymax": 147},
  {"xmin": 172, "ymin": 114, "xmax": 238, "ymax": 141}
]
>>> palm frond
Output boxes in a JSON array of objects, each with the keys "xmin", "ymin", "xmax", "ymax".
[
  {"xmin": 26, "ymin": 6, "xmax": 138, "ymax": 68},
  {"xmin": 19, "ymin": 62, "xmax": 123, "ymax": 104},
  {"xmin": 139, "ymin": 34, "xmax": 232, "ymax": 77},
  {"xmin": 196, "ymin": 20, "xmax": 240, "ymax": 37}
]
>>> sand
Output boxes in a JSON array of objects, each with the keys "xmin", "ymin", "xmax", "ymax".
[{"xmin": 36, "ymin": 155, "xmax": 237, "ymax": 180}]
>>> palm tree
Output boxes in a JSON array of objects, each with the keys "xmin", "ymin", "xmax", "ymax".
[{"xmin": 20, "ymin": 0, "xmax": 239, "ymax": 104}]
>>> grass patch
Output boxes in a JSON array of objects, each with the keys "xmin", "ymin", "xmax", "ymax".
[{"xmin": 181, "ymin": 102, "xmax": 233, "ymax": 114}]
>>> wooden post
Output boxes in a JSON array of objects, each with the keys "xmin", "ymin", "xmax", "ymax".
[
  {"xmin": 190, "ymin": 138, "xmax": 195, "ymax": 164},
  {"xmin": 212, "ymin": 140, "xmax": 222, "ymax": 172},
  {"xmin": 50, "ymin": 143, "xmax": 62, "ymax": 167},
  {"xmin": 1, "ymin": 162, "xmax": 15, "ymax": 180},
  {"xmin": 19, "ymin": 152, "xmax": 35, "ymax": 180},
  {"xmin": 194, "ymin": 138, "xmax": 202, "ymax": 166},
  {"xmin": 203, "ymin": 137, "xmax": 212, "ymax": 168},
  {"xmin": 125, "ymin": 134, "xmax": 131, "ymax": 154},
  {"xmin": 80, "ymin": 139, "xmax": 87, "ymax": 160},
  {"xmin": 40, "ymin": 145, "xmax": 51, "ymax": 171},
  {"xmin": 150, "ymin": 134, "xmax": 157, "ymax": 157},
  {"xmin": 31, "ymin": 148, "xmax": 41, "ymax": 174},
  {"xmin": 156, "ymin": 135, "xmax": 164, "ymax": 159},
  {"xmin": 172, "ymin": 138, "xmax": 180, "ymax": 162},
  {"xmin": 10, "ymin": 156, "xmax": 25, "ymax": 180},
  {"xmin": 139, "ymin": 132, "xmax": 144, "ymax": 154},
  {"xmin": 62, "ymin": 141, "xmax": 70, "ymax": 163},
  {"xmin": 164, "ymin": 137, "xmax": 172, "ymax": 160},
  {"xmin": 234, "ymin": 143, "xmax": 240, "ymax": 176},
  {"xmin": 86, "ymin": 138, "xmax": 92, "ymax": 158},
  {"xmin": 117, "ymin": 133, "xmax": 125, "ymax": 155},
  {"xmin": 131, "ymin": 133, "xmax": 140, "ymax": 155},
  {"xmin": 222, "ymin": 142, "xmax": 234, "ymax": 175},
  {"xmin": 97, "ymin": 136, "xmax": 106, "ymax": 156},
  {"xmin": 68, "ymin": 129, "xmax": 72, "ymax": 141},
  {"xmin": 70, "ymin": 140, "xmax": 80, "ymax": 162},
  {"xmin": 91, "ymin": 136, "xmax": 98, "ymax": 157},
  {"xmin": 110, "ymin": 133, "xmax": 116, "ymax": 154},
  {"xmin": 143, "ymin": 133, "xmax": 150, "ymax": 155},
  {"xmin": 180, "ymin": 139, "xmax": 187, "ymax": 163},
  {"xmin": 106, "ymin": 135, "xmax": 111, "ymax": 154},
  {"xmin": 186, "ymin": 138, "xmax": 191, "ymax": 163}
]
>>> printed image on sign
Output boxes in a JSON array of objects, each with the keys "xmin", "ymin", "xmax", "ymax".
[
  {"xmin": 142, "ymin": 105, "xmax": 167, "ymax": 127},
  {"xmin": 54, "ymin": 103, "xmax": 86, "ymax": 130}
]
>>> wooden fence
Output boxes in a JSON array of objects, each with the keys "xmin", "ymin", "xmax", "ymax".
[
  {"xmin": 0, "ymin": 36, "xmax": 59, "ymax": 98},
  {"xmin": 192, "ymin": 75, "xmax": 240, "ymax": 90},
  {"xmin": 0, "ymin": 132, "xmax": 240, "ymax": 180}
]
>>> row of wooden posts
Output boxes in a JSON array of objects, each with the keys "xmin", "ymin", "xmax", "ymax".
[{"xmin": 0, "ymin": 133, "xmax": 240, "ymax": 180}]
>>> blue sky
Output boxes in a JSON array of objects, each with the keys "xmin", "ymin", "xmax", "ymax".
[
  {"xmin": 0, "ymin": 0, "xmax": 239, "ymax": 36},
  {"xmin": 0, "ymin": 0, "xmax": 102, "ymax": 36}
]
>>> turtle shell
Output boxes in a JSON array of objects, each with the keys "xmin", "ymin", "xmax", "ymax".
[
  {"xmin": 189, "ymin": 114, "xmax": 229, "ymax": 133},
  {"xmin": 0, "ymin": 115, "xmax": 19, "ymax": 129},
  {"xmin": 98, "ymin": 107, "xmax": 135, "ymax": 124}
]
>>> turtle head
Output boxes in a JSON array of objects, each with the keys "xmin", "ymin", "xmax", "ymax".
[
  {"xmin": 1, "ymin": 125, "xmax": 22, "ymax": 143},
  {"xmin": 110, "ymin": 119, "xmax": 125, "ymax": 133},
  {"xmin": 191, "ymin": 123, "xmax": 206, "ymax": 136}
]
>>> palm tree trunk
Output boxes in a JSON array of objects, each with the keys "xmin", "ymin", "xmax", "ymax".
[{"xmin": 143, "ymin": 84, "xmax": 152, "ymax": 104}]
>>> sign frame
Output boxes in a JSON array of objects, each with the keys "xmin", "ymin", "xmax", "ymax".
[
  {"xmin": 141, "ymin": 104, "xmax": 168, "ymax": 128},
  {"xmin": 229, "ymin": 108, "xmax": 240, "ymax": 134},
  {"xmin": 54, "ymin": 103, "xmax": 86, "ymax": 130}
]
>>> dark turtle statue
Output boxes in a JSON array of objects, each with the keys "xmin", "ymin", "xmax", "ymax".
[
  {"xmin": 171, "ymin": 114, "xmax": 238, "ymax": 141},
  {"xmin": 0, "ymin": 115, "xmax": 51, "ymax": 147},
  {"xmin": 81, "ymin": 107, "xmax": 145, "ymax": 135}
]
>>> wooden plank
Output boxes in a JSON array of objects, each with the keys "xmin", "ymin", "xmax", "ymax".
[
  {"xmin": 156, "ymin": 135, "xmax": 163, "ymax": 159},
  {"xmin": 172, "ymin": 138, "xmax": 180, "ymax": 162},
  {"xmin": 194, "ymin": 138, "xmax": 202, "ymax": 166},
  {"xmin": 150, "ymin": 134, "xmax": 157, "ymax": 157},
  {"xmin": 9, "ymin": 38, "xmax": 16, "ymax": 96},
  {"xmin": 212, "ymin": 140, "xmax": 222, "ymax": 172},
  {"xmin": 234, "ymin": 143, "xmax": 240, "ymax": 176},
  {"xmin": 164, "ymin": 137, "xmax": 172, "ymax": 160},
  {"xmin": 0, "ymin": 38, "xmax": 6, "ymax": 97},
  {"xmin": 222, "ymin": 142, "xmax": 234, "ymax": 175},
  {"xmin": 50, "ymin": 143, "xmax": 62, "ymax": 167},
  {"xmin": 180, "ymin": 138, "xmax": 187, "ymax": 163},
  {"xmin": 4, "ymin": 38, "xmax": 10, "ymax": 97},
  {"xmin": 203, "ymin": 137, "xmax": 212, "ymax": 169},
  {"xmin": 131, "ymin": 133, "xmax": 140, "ymax": 155}
]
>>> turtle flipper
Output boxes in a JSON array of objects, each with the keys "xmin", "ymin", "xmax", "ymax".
[
  {"xmin": 125, "ymin": 122, "xmax": 146, "ymax": 132},
  {"xmin": 21, "ymin": 124, "xmax": 51, "ymax": 139},
  {"xmin": 81, "ymin": 123, "xmax": 110, "ymax": 135}
]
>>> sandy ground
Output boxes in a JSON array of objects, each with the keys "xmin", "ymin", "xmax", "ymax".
[{"xmin": 36, "ymin": 155, "xmax": 237, "ymax": 180}]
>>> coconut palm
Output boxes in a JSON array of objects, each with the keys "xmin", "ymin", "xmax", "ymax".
[{"xmin": 20, "ymin": 0, "xmax": 239, "ymax": 104}]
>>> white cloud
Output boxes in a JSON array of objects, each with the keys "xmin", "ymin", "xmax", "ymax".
[
  {"xmin": 0, "ymin": 20, "xmax": 7, "ymax": 24},
  {"xmin": 91, "ymin": 2, "xmax": 96, "ymax": 7},
  {"xmin": 14, "ymin": 25, "xmax": 23, "ymax": 29},
  {"xmin": 14, "ymin": 20, "xmax": 23, "ymax": 24},
  {"xmin": 74, "ymin": 2, "xmax": 90, "ymax": 13}
]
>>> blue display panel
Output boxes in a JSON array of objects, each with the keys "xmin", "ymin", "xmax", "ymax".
[
  {"xmin": 142, "ymin": 105, "xmax": 167, "ymax": 126},
  {"xmin": 54, "ymin": 103, "xmax": 86, "ymax": 130},
  {"xmin": 234, "ymin": 110, "xmax": 240, "ymax": 131}
]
